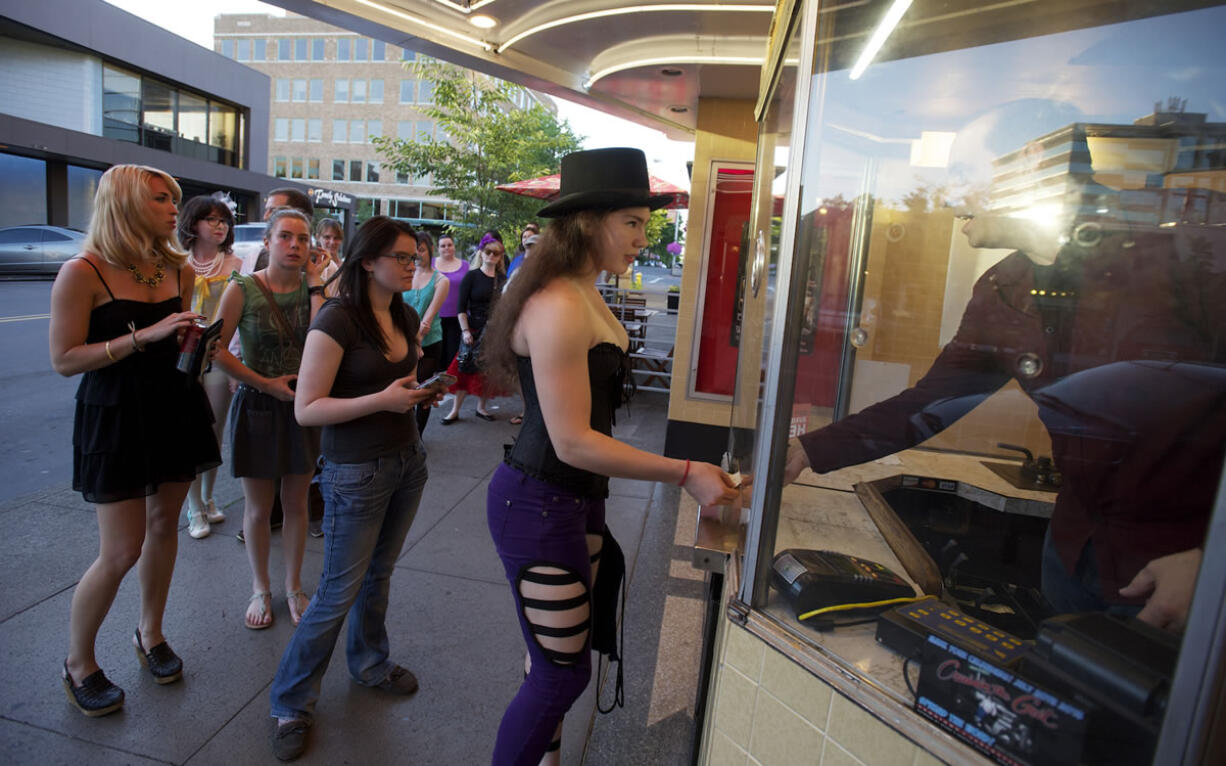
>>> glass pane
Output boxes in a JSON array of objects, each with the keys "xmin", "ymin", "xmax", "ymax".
[
  {"xmin": 349, "ymin": 160, "xmax": 362, "ymax": 182},
  {"xmin": 141, "ymin": 79, "xmax": 176, "ymax": 150},
  {"xmin": 66, "ymin": 165, "xmax": 103, "ymax": 232},
  {"xmin": 102, "ymin": 65, "xmax": 141, "ymax": 144},
  {"xmin": 368, "ymin": 120, "xmax": 382, "ymax": 140},
  {"xmin": 278, "ymin": 39, "xmax": 291, "ymax": 61},
  {"xmin": 276, "ymin": 79, "xmax": 290, "ymax": 102},
  {"xmin": 274, "ymin": 156, "xmax": 287, "ymax": 177},
  {"xmin": 308, "ymin": 119, "xmax": 321, "ymax": 143},
  {"xmin": 397, "ymin": 120, "xmax": 412, "ymax": 140},
  {"xmin": 333, "ymin": 159, "xmax": 345, "ymax": 181},
  {"xmin": 333, "ymin": 119, "xmax": 346, "ymax": 143},
  {"xmin": 349, "ymin": 120, "xmax": 364, "ymax": 143},
  {"xmin": 366, "ymin": 161, "xmax": 379, "ymax": 182},
  {"xmin": 370, "ymin": 79, "xmax": 383, "ymax": 103},
  {"xmin": 336, "ymin": 38, "xmax": 350, "ymax": 61},
  {"xmin": 335, "ymin": 79, "xmax": 348, "ymax": 103},
  {"xmin": 418, "ymin": 81, "xmax": 433, "ymax": 104},
  {"xmin": 254, "ymin": 39, "xmax": 266, "ymax": 61},
  {"xmin": 762, "ymin": 0, "xmax": 1226, "ymax": 657},
  {"xmin": 237, "ymin": 39, "xmax": 250, "ymax": 61},
  {"xmin": 208, "ymin": 102, "xmax": 237, "ymax": 154},
  {"xmin": 177, "ymin": 91, "xmax": 208, "ymax": 145},
  {"xmin": 400, "ymin": 79, "xmax": 415, "ymax": 103},
  {"xmin": 352, "ymin": 79, "xmax": 366, "ymax": 103},
  {"xmin": 291, "ymin": 157, "xmax": 304, "ymax": 178},
  {"xmin": 221, "ymin": 39, "xmax": 233, "ymax": 58},
  {"xmin": 308, "ymin": 158, "xmax": 320, "ymax": 180},
  {"xmin": 310, "ymin": 79, "xmax": 322, "ymax": 102},
  {"xmin": 274, "ymin": 118, "xmax": 288, "ymax": 143},
  {"xmin": 291, "ymin": 119, "xmax": 304, "ymax": 142},
  {"xmin": 294, "ymin": 38, "xmax": 307, "ymax": 61},
  {"xmin": 373, "ymin": 40, "xmax": 385, "ymax": 61},
  {"xmin": 0, "ymin": 153, "xmax": 47, "ymax": 227},
  {"xmin": 416, "ymin": 120, "xmax": 433, "ymax": 141},
  {"xmin": 292, "ymin": 79, "xmax": 307, "ymax": 102},
  {"xmin": 355, "ymin": 38, "xmax": 368, "ymax": 61},
  {"xmin": 312, "ymin": 38, "xmax": 324, "ymax": 61}
]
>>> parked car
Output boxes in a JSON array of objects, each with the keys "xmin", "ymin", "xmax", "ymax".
[
  {"xmin": 231, "ymin": 222, "xmax": 266, "ymax": 269},
  {"xmin": 0, "ymin": 225, "xmax": 86, "ymax": 276}
]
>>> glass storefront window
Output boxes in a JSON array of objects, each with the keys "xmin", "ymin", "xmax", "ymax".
[
  {"xmin": 178, "ymin": 92, "xmax": 208, "ymax": 145},
  {"xmin": 0, "ymin": 154, "xmax": 47, "ymax": 228},
  {"xmin": 66, "ymin": 165, "xmax": 103, "ymax": 232},
  {"xmin": 737, "ymin": 5, "xmax": 1226, "ymax": 756}
]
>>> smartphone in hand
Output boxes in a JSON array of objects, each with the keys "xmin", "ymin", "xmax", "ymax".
[{"xmin": 415, "ymin": 372, "xmax": 457, "ymax": 391}]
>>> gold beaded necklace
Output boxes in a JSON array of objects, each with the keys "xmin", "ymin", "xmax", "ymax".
[{"xmin": 128, "ymin": 260, "xmax": 166, "ymax": 287}]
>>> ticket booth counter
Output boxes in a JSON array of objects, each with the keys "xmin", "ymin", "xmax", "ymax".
[{"xmin": 691, "ymin": 2, "xmax": 1226, "ymax": 764}]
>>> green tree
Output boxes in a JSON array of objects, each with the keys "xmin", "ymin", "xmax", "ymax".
[{"xmin": 373, "ymin": 60, "xmax": 582, "ymax": 249}]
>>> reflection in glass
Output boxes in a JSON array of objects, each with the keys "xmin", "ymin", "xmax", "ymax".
[
  {"xmin": 102, "ymin": 65, "xmax": 140, "ymax": 144},
  {"xmin": 0, "ymin": 153, "xmax": 47, "ymax": 228},
  {"xmin": 66, "ymin": 165, "xmax": 103, "ymax": 232},
  {"xmin": 774, "ymin": 1, "xmax": 1226, "ymax": 642}
]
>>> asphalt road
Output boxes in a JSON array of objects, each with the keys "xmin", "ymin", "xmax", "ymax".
[{"xmin": 0, "ymin": 280, "xmax": 77, "ymax": 504}]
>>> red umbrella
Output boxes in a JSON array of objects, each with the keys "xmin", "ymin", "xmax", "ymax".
[{"xmin": 496, "ymin": 173, "xmax": 689, "ymax": 209}]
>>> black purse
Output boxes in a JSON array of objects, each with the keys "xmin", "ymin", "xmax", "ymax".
[
  {"xmin": 592, "ymin": 525, "xmax": 626, "ymax": 713},
  {"xmin": 455, "ymin": 329, "xmax": 482, "ymax": 374}
]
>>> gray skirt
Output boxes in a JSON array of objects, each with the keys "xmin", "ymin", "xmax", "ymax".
[{"xmin": 228, "ymin": 384, "xmax": 320, "ymax": 479}]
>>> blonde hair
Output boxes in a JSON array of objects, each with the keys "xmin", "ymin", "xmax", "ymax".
[
  {"xmin": 470, "ymin": 240, "xmax": 507, "ymax": 278},
  {"xmin": 84, "ymin": 164, "xmax": 187, "ymax": 269}
]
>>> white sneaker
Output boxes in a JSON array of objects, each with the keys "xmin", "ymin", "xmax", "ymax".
[
  {"xmin": 187, "ymin": 510, "xmax": 211, "ymax": 540},
  {"xmin": 205, "ymin": 499, "xmax": 225, "ymax": 524}
]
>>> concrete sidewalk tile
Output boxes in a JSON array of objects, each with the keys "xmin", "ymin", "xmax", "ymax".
[
  {"xmin": 187, "ymin": 569, "xmax": 522, "ymax": 766},
  {"xmin": 0, "ymin": 502, "xmax": 100, "ymax": 622},
  {"xmin": 0, "ymin": 717, "xmax": 165, "ymax": 765},
  {"xmin": 395, "ymin": 479, "xmax": 505, "ymax": 585}
]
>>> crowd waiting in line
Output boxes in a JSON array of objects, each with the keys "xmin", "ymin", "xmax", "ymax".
[{"xmin": 48, "ymin": 149, "xmax": 739, "ymax": 763}]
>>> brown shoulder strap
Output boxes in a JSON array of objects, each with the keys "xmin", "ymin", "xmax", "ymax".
[{"xmin": 249, "ymin": 273, "xmax": 298, "ymax": 344}]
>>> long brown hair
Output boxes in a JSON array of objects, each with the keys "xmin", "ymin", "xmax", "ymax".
[
  {"xmin": 335, "ymin": 216, "xmax": 419, "ymax": 355},
  {"xmin": 482, "ymin": 210, "xmax": 609, "ymax": 389}
]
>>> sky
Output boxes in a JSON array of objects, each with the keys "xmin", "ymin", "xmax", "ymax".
[{"xmin": 101, "ymin": 0, "xmax": 695, "ymax": 188}]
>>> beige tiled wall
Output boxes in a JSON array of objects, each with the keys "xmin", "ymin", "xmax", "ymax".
[{"xmin": 703, "ymin": 622, "xmax": 945, "ymax": 766}]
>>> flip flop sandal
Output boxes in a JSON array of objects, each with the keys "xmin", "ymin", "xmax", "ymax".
[
  {"xmin": 287, "ymin": 590, "xmax": 311, "ymax": 627},
  {"xmin": 245, "ymin": 592, "xmax": 274, "ymax": 630},
  {"xmin": 509, "ymin": 415, "xmax": 524, "ymax": 425}
]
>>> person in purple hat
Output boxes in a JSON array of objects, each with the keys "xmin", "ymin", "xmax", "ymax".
[{"xmin": 480, "ymin": 148, "xmax": 739, "ymax": 764}]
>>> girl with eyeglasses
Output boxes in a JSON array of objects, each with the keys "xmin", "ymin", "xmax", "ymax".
[
  {"xmin": 213, "ymin": 208, "xmax": 326, "ymax": 630},
  {"xmin": 267, "ymin": 217, "xmax": 443, "ymax": 760},
  {"xmin": 177, "ymin": 195, "xmax": 243, "ymax": 539}
]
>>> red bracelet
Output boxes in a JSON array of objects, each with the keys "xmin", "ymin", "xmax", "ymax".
[{"xmin": 679, "ymin": 459, "xmax": 691, "ymax": 486}]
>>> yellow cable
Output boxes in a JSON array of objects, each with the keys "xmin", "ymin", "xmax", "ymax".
[{"xmin": 798, "ymin": 594, "xmax": 936, "ymax": 622}]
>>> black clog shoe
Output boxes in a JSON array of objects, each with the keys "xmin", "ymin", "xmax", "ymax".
[
  {"xmin": 62, "ymin": 661, "xmax": 124, "ymax": 717},
  {"xmin": 134, "ymin": 628, "xmax": 183, "ymax": 684}
]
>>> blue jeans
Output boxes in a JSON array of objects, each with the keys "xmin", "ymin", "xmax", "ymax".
[{"xmin": 269, "ymin": 444, "xmax": 428, "ymax": 722}]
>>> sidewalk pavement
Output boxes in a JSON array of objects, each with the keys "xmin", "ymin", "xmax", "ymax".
[{"xmin": 0, "ymin": 387, "xmax": 709, "ymax": 765}]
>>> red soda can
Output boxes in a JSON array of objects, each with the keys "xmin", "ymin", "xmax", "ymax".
[{"xmin": 176, "ymin": 318, "xmax": 209, "ymax": 374}]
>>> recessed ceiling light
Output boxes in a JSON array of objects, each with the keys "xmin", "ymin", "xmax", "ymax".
[
  {"xmin": 668, "ymin": 104, "xmax": 689, "ymax": 114},
  {"xmin": 469, "ymin": 14, "xmax": 498, "ymax": 29},
  {"xmin": 660, "ymin": 68, "xmax": 683, "ymax": 77}
]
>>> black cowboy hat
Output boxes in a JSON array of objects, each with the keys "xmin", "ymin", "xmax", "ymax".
[{"xmin": 538, "ymin": 147, "xmax": 674, "ymax": 218}]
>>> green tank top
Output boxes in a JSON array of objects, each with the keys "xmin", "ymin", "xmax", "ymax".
[
  {"xmin": 230, "ymin": 271, "xmax": 310, "ymax": 377},
  {"xmin": 402, "ymin": 270, "xmax": 443, "ymax": 347}
]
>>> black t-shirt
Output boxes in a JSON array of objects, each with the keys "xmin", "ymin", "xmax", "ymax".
[{"xmin": 311, "ymin": 300, "xmax": 420, "ymax": 463}]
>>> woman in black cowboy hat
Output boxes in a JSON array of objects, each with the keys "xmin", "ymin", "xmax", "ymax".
[{"xmin": 481, "ymin": 148, "xmax": 739, "ymax": 765}]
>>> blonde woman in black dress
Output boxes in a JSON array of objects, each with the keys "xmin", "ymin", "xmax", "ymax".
[{"xmin": 50, "ymin": 164, "xmax": 219, "ymax": 716}]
